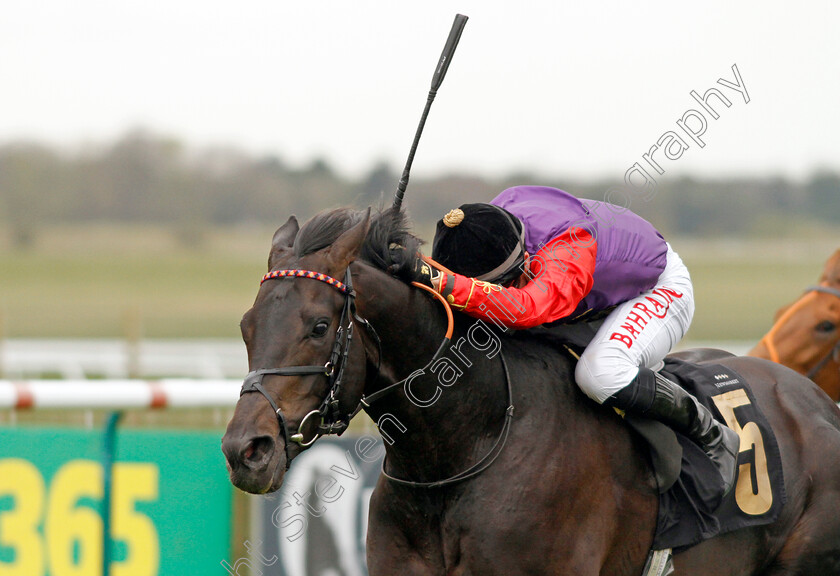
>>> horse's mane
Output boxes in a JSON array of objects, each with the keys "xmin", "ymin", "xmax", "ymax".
[{"xmin": 294, "ymin": 206, "xmax": 423, "ymax": 283}]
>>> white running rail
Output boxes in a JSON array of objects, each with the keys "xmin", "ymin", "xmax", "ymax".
[{"xmin": 0, "ymin": 379, "xmax": 241, "ymax": 409}]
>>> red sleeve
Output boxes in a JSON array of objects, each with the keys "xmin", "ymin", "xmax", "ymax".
[{"xmin": 436, "ymin": 227, "xmax": 597, "ymax": 329}]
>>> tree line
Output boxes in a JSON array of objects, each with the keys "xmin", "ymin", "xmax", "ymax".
[{"xmin": 1, "ymin": 130, "xmax": 836, "ymax": 247}]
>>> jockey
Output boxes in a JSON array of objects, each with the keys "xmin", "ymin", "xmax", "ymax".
[{"xmin": 421, "ymin": 185, "xmax": 740, "ymax": 493}]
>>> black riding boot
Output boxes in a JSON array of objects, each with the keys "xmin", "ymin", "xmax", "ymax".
[{"xmin": 606, "ymin": 367, "xmax": 740, "ymax": 495}]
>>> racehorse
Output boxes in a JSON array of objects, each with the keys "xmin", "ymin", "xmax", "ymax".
[
  {"xmin": 222, "ymin": 208, "xmax": 840, "ymax": 575},
  {"xmin": 749, "ymin": 249, "xmax": 840, "ymax": 401}
]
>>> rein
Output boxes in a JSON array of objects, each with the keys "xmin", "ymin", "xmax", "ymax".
[
  {"xmin": 379, "ymin": 350, "xmax": 515, "ymax": 489},
  {"xmin": 240, "ymin": 261, "xmax": 516, "ymax": 488},
  {"xmin": 760, "ymin": 284, "xmax": 840, "ymax": 379}
]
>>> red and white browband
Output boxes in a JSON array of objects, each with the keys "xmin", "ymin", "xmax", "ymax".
[{"xmin": 261, "ymin": 269, "xmax": 352, "ymax": 295}]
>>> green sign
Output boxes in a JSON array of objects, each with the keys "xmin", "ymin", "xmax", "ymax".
[{"xmin": 0, "ymin": 426, "xmax": 232, "ymax": 576}]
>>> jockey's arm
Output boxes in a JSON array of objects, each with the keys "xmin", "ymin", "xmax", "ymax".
[{"xmin": 435, "ymin": 228, "xmax": 597, "ymax": 329}]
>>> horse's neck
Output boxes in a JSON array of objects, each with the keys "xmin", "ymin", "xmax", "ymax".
[
  {"xmin": 351, "ymin": 263, "xmax": 656, "ymax": 499},
  {"xmin": 351, "ymin": 263, "xmax": 449, "ymax": 379},
  {"xmin": 352, "ymin": 263, "xmax": 517, "ymax": 482}
]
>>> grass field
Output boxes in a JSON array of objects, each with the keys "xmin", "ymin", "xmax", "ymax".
[
  {"xmin": 679, "ymin": 237, "xmax": 838, "ymax": 341},
  {"xmin": 0, "ymin": 225, "xmax": 270, "ymax": 339},
  {"xmin": 0, "ymin": 224, "xmax": 837, "ymax": 342}
]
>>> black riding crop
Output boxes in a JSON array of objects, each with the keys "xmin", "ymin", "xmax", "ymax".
[{"xmin": 392, "ymin": 13, "xmax": 468, "ymax": 211}]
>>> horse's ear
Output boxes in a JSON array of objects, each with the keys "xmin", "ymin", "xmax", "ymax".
[
  {"xmin": 326, "ymin": 208, "xmax": 371, "ymax": 272},
  {"xmin": 268, "ymin": 216, "xmax": 300, "ymax": 270},
  {"xmin": 820, "ymin": 249, "xmax": 840, "ymax": 287}
]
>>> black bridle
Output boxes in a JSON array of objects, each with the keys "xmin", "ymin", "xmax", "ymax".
[
  {"xmin": 239, "ymin": 268, "xmax": 381, "ymax": 468},
  {"xmin": 238, "ymin": 263, "xmax": 516, "ymax": 487}
]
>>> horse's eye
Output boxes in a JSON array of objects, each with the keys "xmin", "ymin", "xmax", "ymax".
[
  {"xmin": 816, "ymin": 320, "xmax": 837, "ymax": 334},
  {"xmin": 311, "ymin": 321, "xmax": 330, "ymax": 338}
]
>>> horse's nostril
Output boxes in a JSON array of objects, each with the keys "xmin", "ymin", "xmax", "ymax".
[{"xmin": 242, "ymin": 436, "xmax": 274, "ymax": 465}]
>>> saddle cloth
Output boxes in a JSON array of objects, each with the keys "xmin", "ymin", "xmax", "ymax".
[
  {"xmin": 637, "ymin": 357, "xmax": 787, "ymax": 551},
  {"xmin": 535, "ymin": 323, "xmax": 787, "ymax": 552}
]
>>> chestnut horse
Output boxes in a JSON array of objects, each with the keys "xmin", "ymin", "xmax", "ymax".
[
  {"xmin": 223, "ymin": 209, "xmax": 840, "ymax": 575},
  {"xmin": 750, "ymin": 250, "xmax": 840, "ymax": 401}
]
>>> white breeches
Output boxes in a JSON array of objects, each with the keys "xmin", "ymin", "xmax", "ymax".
[{"xmin": 575, "ymin": 244, "xmax": 695, "ymax": 404}]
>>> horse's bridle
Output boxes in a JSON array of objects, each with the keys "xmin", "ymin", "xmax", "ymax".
[
  {"xmin": 239, "ymin": 268, "xmax": 381, "ymax": 468},
  {"xmin": 239, "ymin": 260, "xmax": 516, "ymax": 487},
  {"xmin": 760, "ymin": 284, "xmax": 840, "ymax": 380}
]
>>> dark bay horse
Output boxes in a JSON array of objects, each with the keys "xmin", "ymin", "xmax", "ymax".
[
  {"xmin": 222, "ymin": 208, "xmax": 840, "ymax": 575},
  {"xmin": 750, "ymin": 249, "xmax": 840, "ymax": 401}
]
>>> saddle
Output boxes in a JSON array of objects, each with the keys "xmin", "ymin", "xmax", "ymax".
[{"xmin": 537, "ymin": 322, "xmax": 786, "ymax": 552}]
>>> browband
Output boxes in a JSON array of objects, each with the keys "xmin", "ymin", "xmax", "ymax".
[{"xmin": 261, "ymin": 269, "xmax": 352, "ymax": 295}]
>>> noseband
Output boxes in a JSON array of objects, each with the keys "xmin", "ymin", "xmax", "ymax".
[
  {"xmin": 239, "ymin": 268, "xmax": 380, "ymax": 468},
  {"xmin": 761, "ymin": 284, "xmax": 840, "ymax": 380}
]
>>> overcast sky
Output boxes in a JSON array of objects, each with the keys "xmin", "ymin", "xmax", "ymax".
[{"xmin": 2, "ymin": 1, "xmax": 838, "ymax": 182}]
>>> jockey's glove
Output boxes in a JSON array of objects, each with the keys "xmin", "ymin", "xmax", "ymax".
[{"xmin": 412, "ymin": 257, "xmax": 442, "ymax": 291}]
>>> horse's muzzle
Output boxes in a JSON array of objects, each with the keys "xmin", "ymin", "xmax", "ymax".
[{"xmin": 221, "ymin": 432, "xmax": 287, "ymax": 494}]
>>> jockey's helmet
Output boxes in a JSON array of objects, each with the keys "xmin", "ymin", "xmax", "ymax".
[{"xmin": 432, "ymin": 203, "xmax": 526, "ymax": 286}]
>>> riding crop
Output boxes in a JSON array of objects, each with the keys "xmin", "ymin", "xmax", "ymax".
[{"xmin": 392, "ymin": 13, "xmax": 468, "ymax": 211}]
